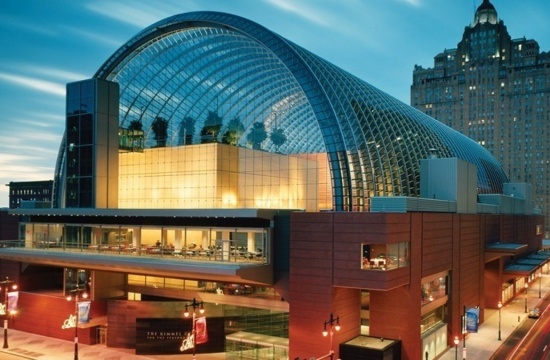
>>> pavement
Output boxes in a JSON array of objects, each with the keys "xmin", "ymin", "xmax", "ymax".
[
  {"xmin": 0, "ymin": 274, "xmax": 548, "ymax": 360},
  {"xmin": 437, "ymin": 272, "xmax": 550, "ymax": 360},
  {"xmin": 0, "ymin": 331, "xmax": 225, "ymax": 360}
]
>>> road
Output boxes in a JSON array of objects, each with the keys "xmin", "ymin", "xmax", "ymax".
[{"xmin": 492, "ymin": 293, "xmax": 550, "ymax": 360}]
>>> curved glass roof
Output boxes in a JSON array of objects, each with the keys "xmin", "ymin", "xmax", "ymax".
[{"xmin": 93, "ymin": 11, "xmax": 508, "ymax": 211}]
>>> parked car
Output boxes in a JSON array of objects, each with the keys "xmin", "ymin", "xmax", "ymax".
[{"xmin": 528, "ymin": 308, "xmax": 540, "ymax": 319}]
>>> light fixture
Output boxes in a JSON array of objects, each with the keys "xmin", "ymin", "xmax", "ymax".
[{"xmin": 322, "ymin": 313, "xmax": 341, "ymax": 359}]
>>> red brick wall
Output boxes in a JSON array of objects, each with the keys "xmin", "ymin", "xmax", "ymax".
[
  {"xmin": 289, "ymin": 211, "xmax": 542, "ymax": 359},
  {"xmin": 12, "ymin": 292, "xmax": 106, "ymax": 345},
  {"xmin": 289, "ymin": 212, "xmax": 340, "ymax": 359}
]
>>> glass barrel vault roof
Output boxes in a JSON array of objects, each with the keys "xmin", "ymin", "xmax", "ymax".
[{"xmin": 92, "ymin": 11, "xmax": 508, "ymax": 211}]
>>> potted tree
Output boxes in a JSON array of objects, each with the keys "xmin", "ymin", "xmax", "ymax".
[
  {"xmin": 151, "ymin": 116, "xmax": 169, "ymax": 147},
  {"xmin": 178, "ymin": 116, "xmax": 195, "ymax": 145},
  {"xmin": 200, "ymin": 111, "xmax": 223, "ymax": 143},
  {"xmin": 270, "ymin": 127, "xmax": 287, "ymax": 151},
  {"xmin": 247, "ymin": 122, "xmax": 268, "ymax": 150},
  {"xmin": 222, "ymin": 116, "xmax": 245, "ymax": 146}
]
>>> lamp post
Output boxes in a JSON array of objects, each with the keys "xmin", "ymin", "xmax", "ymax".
[
  {"xmin": 183, "ymin": 298, "xmax": 205, "ymax": 360},
  {"xmin": 454, "ymin": 336, "xmax": 459, "ymax": 360},
  {"xmin": 497, "ymin": 301, "xmax": 502, "ymax": 341},
  {"xmin": 66, "ymin": 286, "xmax": 88, "ymax": 360},
  {"xmin": 539, "ymin": 271, "xmax": 542, "ymax": 299},
  {"xmin": 322, "ymin": 313, "xmax": 341, "ymax": 360},
  {"xmin": 525, "ymin": 281, "xmax": 529, "ymax": 314},
  {"xmin": 0, "ymin": 277, "xmax": 17, "ymax": 349},
  {"xmin": 462, "ymin": 306, "xmax": 466, "ymax": 360}
]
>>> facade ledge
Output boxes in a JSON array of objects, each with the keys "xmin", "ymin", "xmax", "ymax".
[{"xmin": 0, "ymin": 248, "xmax": 274, "ymax": 285}]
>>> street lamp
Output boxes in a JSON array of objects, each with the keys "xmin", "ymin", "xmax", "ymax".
[
  {"xmin": 0, "ymin": 277, "xmax": 17, "ymax": 349},
  {"xmin": 539, "ymin": 271, "xmax": 542, "ymax": 299},
  {"xmin": 497, "ymin": 301, "xmax": 502, "ymax": 341},
  {"xmin": 183, "ymin": 298, "xmax": 205, "ymax": 359},
  {"xmin": 66, "ymin": 286, "xmax": 88, "ymax": 360},
  {"xmin": 525, "ymin": 281, "xmax": 529, "ymax": 314},
  {"xmin": 322, "ymin": 313, "xmax": 341, "ymax": 360},
  {"xmin": 454, "ymin": 336, "xmax": 459, "ymax": 360}
]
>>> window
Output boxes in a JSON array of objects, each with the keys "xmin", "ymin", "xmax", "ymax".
[
  {"xmin": 361, "ymin": 242, "xmax": 409, "ymax": 270},
  {"xmin": 421, "ymin": 274, "xmax": 448, "ymax": 305}
]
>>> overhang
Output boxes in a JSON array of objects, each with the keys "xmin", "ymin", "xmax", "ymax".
[
  {"xmin": 485, "ymin": 243, "xmax": 527, "ymax": 255},
  {"xmin": 7, "ymin": 208, "xmax": 294, "ymax": 228},
  {"xmin": 515, "ymin": 251, "xmax": 550, "ymax": 268},
  {"xmin": 8, "ymin": 208, "xmax": 290, "ymax": 220},
  {"xmin": 503, "ymin": 263, "xmax": 538, "ymax": 276},
  {"xmin": 0, "ymin": 248, "xmax": 273, "ymax": 285}
]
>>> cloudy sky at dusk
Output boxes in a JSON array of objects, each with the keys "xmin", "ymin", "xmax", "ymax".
[{"xmin": 1, "ymin": 0, "xmax": 549, "ymax": 207}]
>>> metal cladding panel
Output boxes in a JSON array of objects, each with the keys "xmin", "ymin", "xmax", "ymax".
[{"xmin": 370, "ymin": 197, "xmax": 457, "ymax": 213}]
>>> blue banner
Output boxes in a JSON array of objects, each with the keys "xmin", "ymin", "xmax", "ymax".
[
  {"xmin": 466, "ymin": 307, "xmax": 479, "ymax": 333},
  {"xmin": 78, "ymin": 301, "xmax": 91, "ymax": 324}
]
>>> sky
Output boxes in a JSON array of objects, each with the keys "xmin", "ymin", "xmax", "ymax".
[{"xmin": 0, "ymin": 0, "xmax": 549, "ymax": 208}]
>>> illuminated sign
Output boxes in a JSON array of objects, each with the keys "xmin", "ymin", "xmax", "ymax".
[
  {"xmin": 62, "ymin": 314, "xmax": 77, "ymax": 329},
  {"xmin": 179, "ymin": 332, "xmax": 194, "ymax": 352}
]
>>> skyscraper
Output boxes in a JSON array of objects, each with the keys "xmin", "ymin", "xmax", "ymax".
[{"xmin": 411, "ymin": 0, "xmax": 550, "ymax": 231}]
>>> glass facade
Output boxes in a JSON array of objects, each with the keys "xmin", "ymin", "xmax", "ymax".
[
  {"xmin": 20, "ymin": 222, "xmax": 270, "ymax": 266},
  {"xmin": 68, "ymin": 11, "xmax": 510, "ymax": 213},
  {"xmin": 118, "ymin": 143, "xmax": 319, "ymax": 210}
]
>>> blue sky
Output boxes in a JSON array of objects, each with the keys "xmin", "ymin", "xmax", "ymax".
[{"xmin": 1, "ymin": 0, "xmax": 549, "ymax": 208}]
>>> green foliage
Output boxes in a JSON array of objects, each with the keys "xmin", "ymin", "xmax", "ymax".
[
  {"xmin": 200, "ymin": 111, "xmax": 223, "ymax": 143},
  {"xmin": 270, "ymin": 127, "xmax": 287, "ymax": 150},
  {"xmin": 222, "ymin": 116, "xmax": 245, "ymax": 145},
  {"xmin": 128, "ymin": 119, "xmax": 143, "ymax": 131},
  {"xmin": 247, "ymin": 122, "xmax": 267, "ymax": 150},
  {"xmin": 151, "ymin": 116, "xmax": 169, "ymax": 147},
  {"xmin": 178, "ymin": 116, "xmax": 195, "ymax": 145}
]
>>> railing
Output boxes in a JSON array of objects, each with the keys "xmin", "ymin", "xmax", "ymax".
[{"xmin": 0, "ymin": 240, "xmax": 267, "ymax": 265}]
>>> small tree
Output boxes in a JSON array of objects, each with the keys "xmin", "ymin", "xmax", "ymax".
[
  {"xmin": 222, "ymin": 116, "xmax": 245, "ymax": 146},
  {"xmin": 200, "ymin": 111, "xmax": 223, "ymax": 143},
  {"xmin": 247, "ymin": 122, "xmax": 268, "ymax": 150},
  {"xmin": 128, "ymin": 119, "xmax": 143, "ymax": 131},
  {"xmin": 270, "ymin": 127, "xmax": 287, "ymax": 151},
  {"xmin": 151, "ymin": 116, "xmax": 169, "ymax": 147},
  {"xmin": 178, "ymin": 116, "xmax": 195, "ymax": 145}
]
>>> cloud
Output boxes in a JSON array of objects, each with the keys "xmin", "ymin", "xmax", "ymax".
[
  {"xmin": 0, "ymin": 73, "xmax": 65, "ymax": 97},
  {"xmin": 264, "ymin": 0, "xmax": 334, "ymax": 27},
  {"xmin": 397, "ymin": 0, "xmax": 421, "ymax": 6},
  {"xmin": 0, "ymin": 13, "xmax": 58, "ymax": 37},
  {"xmin": 17, "ymin": 65, "xmax": 88, "ymax": 83},
  {"xmin": 85, "ymin": 1, "xmax": 174, "ymax": 28},
  {"xmin": 64, "ymin": 26, "xmax": 126, "ymax": 48}
]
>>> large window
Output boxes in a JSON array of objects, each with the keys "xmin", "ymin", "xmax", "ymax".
[
  {"xmin": 361, "ymin": 242, "xmax": 409, "ymax": 270},
  {"xmin": 421, "ymin": 274, "xmax": 448, "ymax": 305},
  {"xmin": 421, "ymin": 307, "xmax": 445, "ymax": 334}
]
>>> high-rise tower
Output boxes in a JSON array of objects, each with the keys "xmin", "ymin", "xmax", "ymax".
[{"xmin": 411, "ymin": 0, "xmax": 550, "ymax": 231}]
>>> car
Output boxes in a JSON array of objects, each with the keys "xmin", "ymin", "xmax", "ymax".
[{"xmin": 528, "ymin": 307, "xmax": 540, "ymax": 319}]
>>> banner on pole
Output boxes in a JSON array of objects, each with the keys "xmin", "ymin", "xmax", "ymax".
[
  {"xmin": 465, "ymin": 307, "xmax": 479, "ymax": 333},
  {"xmin": 195, "ymin": 316, "xmax": 208, "ymax": 344},
  {"xmin": 78, "ymin": 301, "xmax": 91, "ymax": 324}
]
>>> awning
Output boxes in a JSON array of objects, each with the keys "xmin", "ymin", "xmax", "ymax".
[
  {"xmin": 503, "ymin": 263, "xmax": 538, "ymax": 276},
  {"xmin": 485, "ymin": 243, "xmax": 527, "ymax": 258},
  {"xmin": 503, "ymin": 251, "xmax": 550, "ymax": 276}
]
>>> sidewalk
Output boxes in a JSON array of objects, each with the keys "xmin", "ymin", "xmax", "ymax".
[
  {"xmin": 437, "ymin": 272, "xmax": 550, "ymax": 360},
  {"xmin": 0, "ymin": 330, "xmax": 225, "ymax": 360},
  {"xmin": 1, "ymin": 275, "xmax": 548, "ymax": 360}
]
